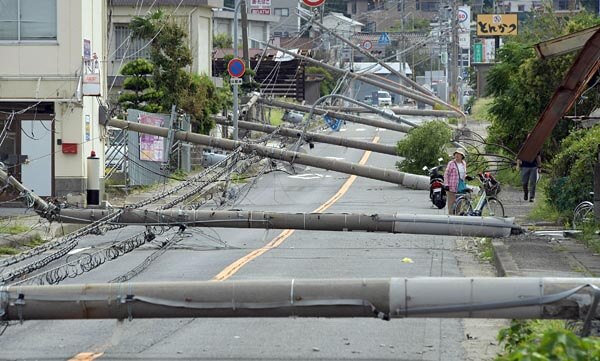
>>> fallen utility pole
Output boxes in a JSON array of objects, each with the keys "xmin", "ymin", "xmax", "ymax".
[
  {"xmin": 108, "ymin": 118, "xmax": 428, "ymax": 188},
  {"xmin": 254, "ymin": 39, "xmax": 450, "ymax": 110},
  {"xmin": 213, "ymin": 116, "xmax": 399, "ymax": 156},
  {"xmin": 304, "ymin": 15, "xmax": 464, "ymax": 117},
  {"xmin": 258, "ymin": 98, "xmax": 412, "ymax": 133},
  {"xmin": 55, "ymin": 208, "xmax": 518, "ymax": 237},
  {"xmin": 322, "ymin": 106, "xmax": 457, "ymax": 118},
  {"xmin": 2, "ymin": 278, "xmax": 599, "ymax": 323},
  {"xmin": 0, "ymin": 168, "xmax": 53, "ymax": 215}
]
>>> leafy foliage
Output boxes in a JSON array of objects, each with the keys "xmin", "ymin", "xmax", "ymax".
[
  {"xmin": 129, "ymin": 10, "xmax": 225, "ymax": 133},
  {"xmin": 395, "ymin": 120, "xmax": 452, "ymax": 174},
  {"xmin": 305, "ymin": 66, "xmax": 335, "ymax": 96},
  {"xmin": 118, "ymin": 58, "xmax": 162, "ymax": 113},
  {"xmin": 547, "ymin": 125, "xmax": 600, "ymax": 215},
  {"xmin": 213, "ymin": 33, "xmax": 232, "ymax": 49},
  {"xmin": 496, "ymin": 320, "xmax": 600, "ymax": 360},
  {"xmin": 485, "ymin": 11, "xmax": 600, "ymax": 158}
]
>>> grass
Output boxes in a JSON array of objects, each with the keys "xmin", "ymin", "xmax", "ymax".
[
  {"xmin": 477, "ymin": 237, "xmax": 494, "ymax": 262},
  {"xmin": 0, "ymin": 224, "xmax": 29, "ymax": 235},
  {"xmin": 0, "ymin": 247, "xmax": 19, "ymax": 255},
  {"xmin": 525, "ymin": 179, "xmax": 563, "ymax": 223},
  {"xmin": 470, "ymin": 97, "xmax": 493, "ymax": 122},
  {"xmin": 267, "ymin": 107, "xmax": 284, "ymax": 126}
]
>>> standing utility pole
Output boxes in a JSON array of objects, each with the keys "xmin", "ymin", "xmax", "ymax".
[{"xmin": 450, "ymin": 0, "xmax": 459, "ymax": 105}]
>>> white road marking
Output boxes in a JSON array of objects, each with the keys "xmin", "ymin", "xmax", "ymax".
[
  {"xmin": 68, "ymin": 247, "xmax": 91, "ymax": 255},
  {"xmin": 288, "ymin": 173, "xmax": 325, "ymax": 180},
  {"xmin": 356, "ymin": 128, "xmax": 366, "ymax": 131}
]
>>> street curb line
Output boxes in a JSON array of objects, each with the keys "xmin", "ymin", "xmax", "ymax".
[{"xmin": 492, "ymin": 239, "xmax": 520, "ymax": 277}]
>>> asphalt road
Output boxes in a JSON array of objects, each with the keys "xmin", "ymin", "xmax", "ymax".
[{"xmin": 0, "ymin": 117, "xmax": 502, "ymax": 360}]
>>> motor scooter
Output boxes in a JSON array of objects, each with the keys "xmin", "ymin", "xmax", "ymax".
[{"xmin": 423, "ymin": 158, "xmax": 446, "ymax": 209}]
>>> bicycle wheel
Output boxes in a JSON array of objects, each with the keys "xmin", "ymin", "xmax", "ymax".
[
  {"xmin": 573, "ymin": 202, "xmax": 594, "ymax": 230},
  {"xmin": 481, "ymin": 197, "xmax": 505, "ymax": 217},
  {"xmin": 452, "ymin": 196, "xmax": 472, "ymax": 216}
]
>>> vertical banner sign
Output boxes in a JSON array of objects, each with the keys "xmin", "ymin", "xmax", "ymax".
[
  {"xmin": 473, "ymin": 43, "xmax": 483, "ymax": 63},
  {"xmin": 85, "ymin": 115, "xmax": 91, "ymax": 141},
  {"xmin": 457, "ymin": 6, "xmax": 471, "ymax": 50},
  {"xmin": 83, "ymin": 39, "xmax": 91, "ymax": 60},
  {"xmin": 476, "ymin": 14, "xmax": 518, "ymax": 36},
  {"xmin": 139, "ymin": 113, "xmax": 165, "ymax": 162}
]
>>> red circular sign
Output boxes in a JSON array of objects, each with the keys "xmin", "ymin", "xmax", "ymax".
[
  {"xmin": 362, "ymin": 40, "xmax": 373, "ymax": 50},
  {"xmin": 227, "ymin": 58, "xmax": 246, "ymax": 78},
  {"xmin": 302, "ymin": 0, "xmax": 325, "ymax": 7}
]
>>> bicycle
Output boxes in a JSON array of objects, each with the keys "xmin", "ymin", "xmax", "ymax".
[
  {"xmin": 451, "ymin": 172, "xmax": 505, "ymax": 217},
  {"xmin": 572, "ymin": 192, "xmax": 595, "ymax": 230}
]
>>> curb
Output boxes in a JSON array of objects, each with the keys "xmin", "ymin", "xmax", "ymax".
[{"xmin": 491, "ymin": 239, "xmax": 520, "ymax": 277}]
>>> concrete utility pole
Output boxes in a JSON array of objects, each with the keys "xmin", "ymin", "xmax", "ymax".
[
  {"xmin": 108, "ymin": 118, "xmax": 427, "ymax": 188},
  {"xmin": 305, "ymin": 17, "xmax": 464, "ymax": 117},
  {"xmin": 320, "ymin": 106, "xmax": 458, "ymax": 117},
  {"xmin": 55, "ymin": 208, "xmax": 518, "ymax": 238},
  {"xmin": 450, "ymin": 0, "xmax": 460, "ymax": 105},
  {"xmin": 253, "ymin": 39, "xmax": 461, "ymax": 111},
  {"xmin": 2, "ymin": 278, "xmax": 599, "ymax": 321},
  {"xmin": 240, "ymin": 0, "xmax": 250, "ymax": 76},
  {"xmin": 232, "ymin": 0, "xmax": 242, "ymax": 140},
  {"xmin": 0, "ymin": 168, "xmax": 52, "ymax": 215},
  {"xmin": 258, "ymin": 98, "xmax": 412, "ymax": 133},
  {"xmin": 213, "ymin": 117, "xmax": 399, "ymax": 156}
]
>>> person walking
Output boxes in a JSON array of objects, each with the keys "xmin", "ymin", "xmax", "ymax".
[
  {"xmin": 444, "ymin": 149, "xmax": 467, "ymax": 215},
  {"xmin": 517, "ymin": 153, "xmax": 541, "ymax": 202}
]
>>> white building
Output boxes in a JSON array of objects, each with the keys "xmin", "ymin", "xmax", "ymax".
[{"xmin": 0, "ymin": 0, "xmax": 106, "ymax": 200}]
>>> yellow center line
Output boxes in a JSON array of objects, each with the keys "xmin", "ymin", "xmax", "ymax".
[
  {"xmin": 212, "ymin": 136, "xmax": 380, "ymax": 281},
  {"xmin": 68, "ymin": 352, "xmax": 104, "ymax": 361}
]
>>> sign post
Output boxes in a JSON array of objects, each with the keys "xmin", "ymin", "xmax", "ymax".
[{"xmin": 228, "ymin": 57, "xmax": 245, "ymax": 141}]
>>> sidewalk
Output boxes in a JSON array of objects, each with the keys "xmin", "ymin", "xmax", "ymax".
[{"xmin": 493, "ymin": 186, "xmax": 600, "ymax": 277}]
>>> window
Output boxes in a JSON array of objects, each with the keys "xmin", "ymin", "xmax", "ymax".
[
  {"xmin": 274, "ymin": 8, "xmax": 289, "ymax": 16},
  {"xmin": 114, "ymin": 24, "xmax": 150, "ymax": 60},
  {"xmin": 0, "ymin": 0, "xmax": 57, "ymax": 41},
  {"xmin": 517, "ymin": 4, "xmax": 525, "ymax": 11},
  {"xmin": 557, "ymin": 0, "xmax": 569, "ymax": 10}
]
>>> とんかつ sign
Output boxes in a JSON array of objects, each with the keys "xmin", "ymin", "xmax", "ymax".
[{"xmin": 476, "ymin": 14, "xmax": 518, "ymax": 36}]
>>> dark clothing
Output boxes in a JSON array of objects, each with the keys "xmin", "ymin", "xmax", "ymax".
[{"xmin": 520, "ymin": 159, "xmax": 538, "ymax": 168}]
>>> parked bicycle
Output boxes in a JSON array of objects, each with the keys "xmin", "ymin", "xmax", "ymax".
[
  {"xmin": 572, "ymin": 192, "xmax": 595, "ymax": 230},
  {"xmin": 451, "ymin": 172, "xmax": 504, "ymax": 217}
]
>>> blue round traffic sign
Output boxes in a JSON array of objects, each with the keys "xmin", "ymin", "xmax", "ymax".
[{"xmin": 227, "ymin": 58, "xmax": 246, "ymax": 78}]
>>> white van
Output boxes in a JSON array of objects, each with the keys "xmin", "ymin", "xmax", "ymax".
[{"xmin": 372, "ymin": 91, "xmax": 392, "ymax": 107}]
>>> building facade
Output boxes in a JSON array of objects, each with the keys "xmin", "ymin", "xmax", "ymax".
[{"xmin": 0, "ymin": 0, "xmax": 106, "ymax": 200}]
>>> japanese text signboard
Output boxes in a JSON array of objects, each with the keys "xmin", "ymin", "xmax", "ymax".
[
  {"xmin": 476, "ymin": 14, "xmax": 518, "ymax": 36},
  {"xmin": 250, "ymin": 0, "xmax": 271, "ymax": 6}
]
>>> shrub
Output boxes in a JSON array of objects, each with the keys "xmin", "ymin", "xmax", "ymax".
[{"xmin": 395, "ymin": 120, "xmax": 452, "ymax": 174}]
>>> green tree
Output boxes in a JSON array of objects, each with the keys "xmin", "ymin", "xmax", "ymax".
[
  {"xmin": 485, "ymin": 10, "xmax": 600, "ymax": 158},
  {"xmin": 214, "ymin": 33, "xmax": 232, "ymax": 49},
  {"xmin": 118, "ymin": 58, "xmax": 162, "ymax": 113},
  {"xmin": 395, "ymin": 120, "xmax": 452, "ymax": 174},
  {"xmin": 305, "ymin": 66, "xmax": 335, "ymax": 96},
  {"xmin": 129, "ymin": 10, "xmax": 225, "ymax": 133},
  {"xmin": 547, "ymin": 125, "xmax": 600, "ymax": 215}
]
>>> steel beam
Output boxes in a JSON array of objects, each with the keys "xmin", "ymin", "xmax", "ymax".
[
  {"xmin": 1, "ymin": 278, "xmax": 598, "ymax": 321},
  {"xmin": 55, "ymin": 208, "xmax": 518, "ymax": 237},
  {"xmin": 213, "ymin": 117, "xmax": 399, "ymax": 156},
  {"xmin": 518, "ymin": 28, "xmax": 600, "ymax": 162},
  {"xmin": 108, "ymin": 118, "xmax": 428, "ymax": 188},
  {"xmin": 533, "ymin": 25, "xmax": 600, "ymax": 59}
]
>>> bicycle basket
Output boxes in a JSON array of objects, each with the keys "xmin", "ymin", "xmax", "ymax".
[{"xmin": 484, "ymin": 179, "xmax": 501, "ymax": 196}]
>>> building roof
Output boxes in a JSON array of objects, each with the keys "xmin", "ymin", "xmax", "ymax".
[{"xmin": 324, "ymin": 12, "xmax": 364, "ymax": 27}]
